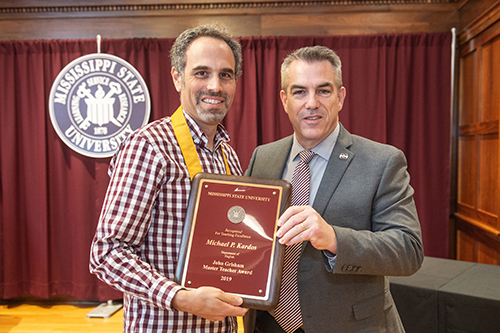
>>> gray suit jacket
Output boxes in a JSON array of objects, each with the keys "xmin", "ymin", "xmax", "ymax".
[{"xmin": 243, "ymin": 124, "xmax": 424, "ymax": 333}]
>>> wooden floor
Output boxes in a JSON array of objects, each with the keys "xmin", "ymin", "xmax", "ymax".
[
  {"xmin": 0, "ymin": 303, "xmax": 123, "ymax": 333},
  {"xmin": 0, "ymin": 302, "xmax": 244, "ymax": 332}
]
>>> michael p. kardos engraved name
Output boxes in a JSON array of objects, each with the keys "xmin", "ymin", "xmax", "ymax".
[{"xmin": 205, "ymin": 239, "xmax": 257, "ymax": 250}]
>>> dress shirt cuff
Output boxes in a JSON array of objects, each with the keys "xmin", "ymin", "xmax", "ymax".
[
  {"xmin": 323, "ymin": 250, "xmax": 337, "ymax": 271},
  {"xmin": 149, "ymin": 278, "xmax": 184, "ymax": 311}
]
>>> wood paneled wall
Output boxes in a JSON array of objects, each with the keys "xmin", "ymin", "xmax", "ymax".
[
  {"xmin": 0, "ymin": 0, "xmax": 459, "ymax": 41},
  {"xmin": 455, "ymin": 0, "xmax": 500, "ymax": 264}
]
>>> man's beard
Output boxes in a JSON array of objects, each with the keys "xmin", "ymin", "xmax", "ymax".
[{"xmin": 194, "ymin": 90, "xmax": 230, "ymax": 123}]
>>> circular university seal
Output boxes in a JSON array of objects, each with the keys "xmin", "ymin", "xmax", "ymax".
[
  {"xmin": 49, "ymin": 53, "xmax": 151, "ymax": 158},
  {"xmin": 227, "ymin": 206, "xmax": 246, "ymax": 224}
]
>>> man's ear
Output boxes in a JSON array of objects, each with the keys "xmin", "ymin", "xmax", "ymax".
[
  {"xmin": 338, "ymin": 86, "xmax": 347, "ymax": 111},
  {"xmin": 280, "ymin": 90, "xmax": 288, "ymax": 115},
  {"xmin": 171, "ymin": 67, "xmax": 182, "ymax": 92}
]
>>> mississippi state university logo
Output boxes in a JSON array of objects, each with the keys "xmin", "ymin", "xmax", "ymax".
[
  {"xmin": 227, "ymin": 206, "xmax": 246, "ymax": 224},
  {"xmin": 49, "ymin": 53, "xmax": 150, "ymax": 158}
]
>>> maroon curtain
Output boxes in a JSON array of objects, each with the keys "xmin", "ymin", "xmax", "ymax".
[{"xmin": 0, "ymin": 32, "xmax": 451, "ymax": 300}]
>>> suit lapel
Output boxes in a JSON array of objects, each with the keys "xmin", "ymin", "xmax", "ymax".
[
  {"xmin": 253, "ymin": 136, "xmax": 293, "ymax": 179},
  {"xmin": 313, "ymin": 124, "xmax": 354, "ymax": 216}
]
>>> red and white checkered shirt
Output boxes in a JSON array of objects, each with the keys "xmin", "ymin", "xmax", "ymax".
[{"xmin": 90, "ymin": 111, "xmax": 243, "ymax": 332}]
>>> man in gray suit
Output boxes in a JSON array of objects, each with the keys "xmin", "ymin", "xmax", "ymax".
[{"xmin": 243, "ymin": 46, "xmax": 424, "ymax": 332}]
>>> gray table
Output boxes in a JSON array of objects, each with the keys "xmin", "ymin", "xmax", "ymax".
[{"xmin": 390, "ymin": 257, "xmax": 500, "ymax": 333}]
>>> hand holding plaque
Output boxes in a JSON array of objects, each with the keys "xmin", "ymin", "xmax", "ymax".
[{"xmin": 175, "ymin": 173, "xmax": 292, "ymax": 310}]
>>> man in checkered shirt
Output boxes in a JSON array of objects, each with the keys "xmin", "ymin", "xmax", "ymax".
[{"xmin": 90, "ymin": 24, "xmax": 248, "ymax": 332}]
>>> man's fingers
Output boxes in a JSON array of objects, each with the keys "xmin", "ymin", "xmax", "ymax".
[
  {"xmin": 276, "ymin": 206, "xmax": 311, "ymax": 241},
  {"xmin": 278, "ymin": 223, "xmax": 308, "ymax": 245},
  {"xmin": 218, "ymin": 293, "xmax": 243, "ymax": 306},
  {"xmin": 173, "ymin": 287, "xmax": 248, "ymax": 321},
  {"xmin": 217, "ymin": 293, "xmax": 248, "ymax": 316},
  {"xmin": 277, "ymin": 205, "xmax": 306, "ymax": 227},
  {"xmin": 276, "ymin": 205, "xmax": 337, "ymax": 251}
]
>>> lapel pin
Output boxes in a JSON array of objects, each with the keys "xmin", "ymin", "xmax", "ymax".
[{"xmin": 339, "ymin": 153, "xmax": 349, "ymax": 160}]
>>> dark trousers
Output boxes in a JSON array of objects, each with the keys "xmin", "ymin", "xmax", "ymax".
[{"xmin": 252, "ymin": 310, "xmax": 305, "ymax": 333}]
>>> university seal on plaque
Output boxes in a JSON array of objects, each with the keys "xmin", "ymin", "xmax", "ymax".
[
  {"xmin": 227, "ymin": 206, "xmax": 246, "ymax": 224},
  {"xmin": 49, "ymin": 53, "xmax": 150, "ymax": 158}
]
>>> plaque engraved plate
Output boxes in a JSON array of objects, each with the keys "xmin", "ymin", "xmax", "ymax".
[{"xmin": 175, "ymin": 173, "xmax": 292, "ymax": 310}]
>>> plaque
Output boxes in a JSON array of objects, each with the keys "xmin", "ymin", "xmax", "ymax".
[{"xmin": 175, "ymin": 173, "xmax": 292, "ymax": 310}]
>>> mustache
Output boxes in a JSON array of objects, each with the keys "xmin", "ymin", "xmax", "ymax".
[
  {"xmin": 200, "ymin": 91, "xmax": 226, "ymax": 98},
  {"xmin": 195, "ymin": 91, "xmax": 229, "ymax": 104}
]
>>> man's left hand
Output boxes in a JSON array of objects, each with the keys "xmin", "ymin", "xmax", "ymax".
[{"xmin": 276, "ymin": 205, "xmax": 337, "ymax": 254}]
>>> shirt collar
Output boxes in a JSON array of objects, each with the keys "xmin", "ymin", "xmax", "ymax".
[
  {"xmin": 183, "ymin": 111, "xmax": 231, "ymax": 150},
  {"xmin": 291, "ymin": 123, "xmax": 340, "ymax": 161}
]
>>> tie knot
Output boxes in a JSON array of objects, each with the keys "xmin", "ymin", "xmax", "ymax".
[{"xmin": 299, "ymin": 150, "xmax": 315, "ymax": 164}]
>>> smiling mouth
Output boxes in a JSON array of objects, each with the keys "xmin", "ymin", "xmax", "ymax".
[
  {"xmin": 305, "ymin": 115, "xmax": 321, "ymax": 120},
  {"xmin": 202, "ymin": 98, "xmax": 224, "ymax": 105},
  {"xmin": 196, "ymin": 90, "xmax": 228, "ymax": 107}
]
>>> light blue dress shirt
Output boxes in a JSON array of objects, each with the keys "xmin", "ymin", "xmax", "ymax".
[{"xmin": 281, "ymin": 124, "xmax": 340, "ymax": 269}]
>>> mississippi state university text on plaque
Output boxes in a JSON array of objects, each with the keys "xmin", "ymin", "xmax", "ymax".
[{"xmin": 175, "ymin": 173, "xmax": 291, "ymax": 310}]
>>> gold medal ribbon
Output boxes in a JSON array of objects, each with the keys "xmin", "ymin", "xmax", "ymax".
[{"xmin": 171, "ymin": 106, "xmax": 231, "ymax": 180}]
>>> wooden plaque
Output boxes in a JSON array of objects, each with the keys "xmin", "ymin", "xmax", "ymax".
[{"xmin": 175, "ymin": 173, "xmax": 291, "ymax": 310}]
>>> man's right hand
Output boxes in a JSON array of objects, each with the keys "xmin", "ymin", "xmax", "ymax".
[{"xmin": 172, "ymin": 286, "xmax": 249, "ymax": 322}]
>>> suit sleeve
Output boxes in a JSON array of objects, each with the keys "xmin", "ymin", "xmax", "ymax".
[
  {"xmin": 244, "ymin": 147, "xmax": 258, "ymax": 177},
  {"xmin": 331, "ymin": 148, "xmax": 424, "ymax": 277}
]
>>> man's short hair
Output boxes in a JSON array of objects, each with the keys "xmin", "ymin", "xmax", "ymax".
[
  {"xmin": 170, "ymin": 23, "xmax": 242, "ymax": 79},
  {"xmin": 281, "ymin": 45, "xmax": 343, "ymax": 91}
]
